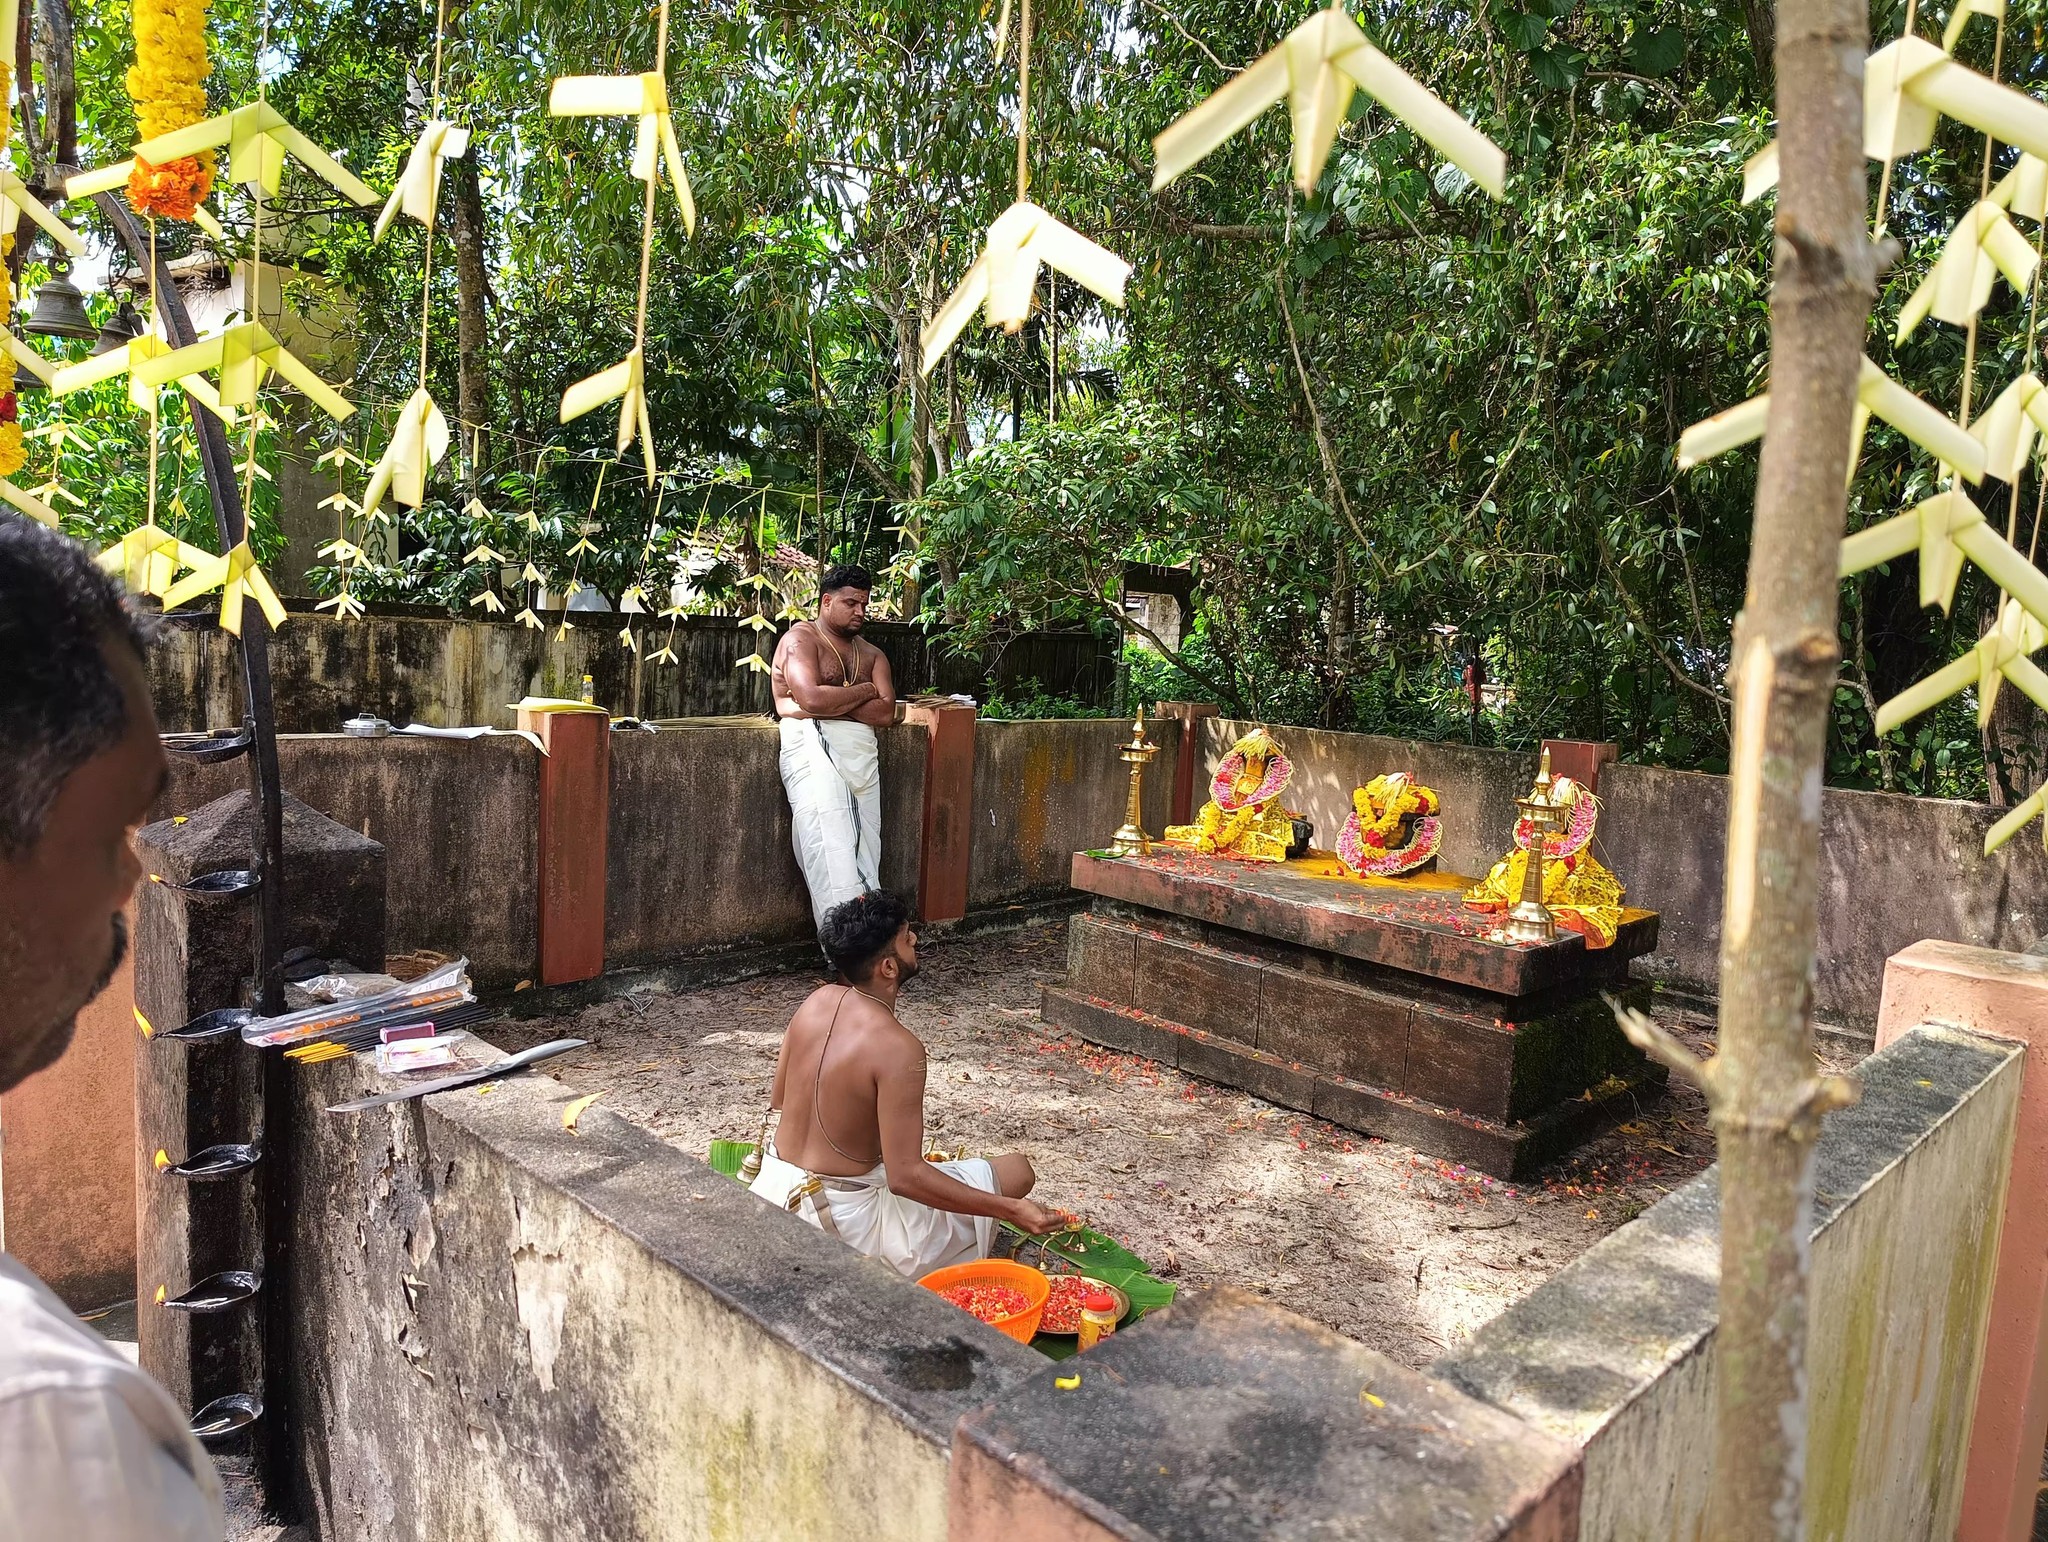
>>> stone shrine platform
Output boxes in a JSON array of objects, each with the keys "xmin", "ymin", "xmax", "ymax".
[{"xmin": 1040, "ymin": 847, "xmax": 1664, "ymax": 1177}]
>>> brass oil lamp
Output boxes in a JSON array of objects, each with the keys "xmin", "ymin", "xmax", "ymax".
[
  {"xmin": 1109, "ymin": 704, "xmax": 1159, "ymax": 857},
  {"xmin": 1496, "ymin": 746, "xmax": 1565, "ymax": 944}
]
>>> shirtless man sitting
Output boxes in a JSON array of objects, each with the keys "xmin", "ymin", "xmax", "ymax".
[
  {"xmin": 748, "ymin": 890, "xmax": 1065, "ymax": 1276},
  {"xmin": 773, "ymin": 566, "xmax": 896, "ymax": 931}
]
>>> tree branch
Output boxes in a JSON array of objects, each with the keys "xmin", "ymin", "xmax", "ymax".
[
  {"xmin": 1597, "ymin": 534, "xmax": 1734, "ymax": 712},
  {"xmin": 1607, "ymin": 995, "xmax": 1719, "ymax": 1095},
  {"xmin": 1274, "ymin": 247, "xmax": 1386, "ymax": 580},
  {"xmin": 1136, "ymin": 0, "xmax": 1239, "ymax": 75}
]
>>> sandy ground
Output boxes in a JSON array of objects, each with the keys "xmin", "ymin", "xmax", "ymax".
[{"xmin": 494, "ymin": 917, "xmax": 1864, "ymax": 1370}]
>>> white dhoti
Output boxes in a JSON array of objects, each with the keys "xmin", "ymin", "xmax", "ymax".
[
  {"xmin": 749, "ymin": 1143, "xmax": 999, "ymax": 1279},
  {"xmin": 779, "ymin": 716, "xmax": 882, "ymax": 930}
]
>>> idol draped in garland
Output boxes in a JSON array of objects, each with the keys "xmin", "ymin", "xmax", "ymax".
[
  {"xmin": 1336, "ymin": 773, "xmax": 1442, "ymax": 877},
  {"xmin": 1461, "ymin": 777, "xmax": 1624, "ymax": 947},
  {"xmin": 1162, "ymin": 728, "xmax": 1299, "ymax": 861}
]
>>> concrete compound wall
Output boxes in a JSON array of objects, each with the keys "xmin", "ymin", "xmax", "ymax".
[
  {"xmin": 152, "ymin": 717, "xmax": 1128, "ymax": 988},
  {"xmin": 145, "ymin": 712, "xmax": 2048, "ymax": 1026},
  {"xmin": 150, "ymin": 608, "xmax": 1113, "ymax": 735},
  {"xmin": 1203, "ymin": 719, "xmax": 2048, "ymax": 1027},
  {"xmin": 265, "ymin": 1019, "xmax": 2022, "ymax": 1541},
  {"xmin": 162, "ymin": 734, "xmax": 540, "ymax": 988},
  {"xmin": 966, "ymin": 717, "xmax": 1181, "ymax": 909},
  {"xmin": 1439, "ymin": 1024, "xmax": 2022, "ymax": 1541},
  {"xmin": 605, "ymin": 722, "xmax": 926, "ymax": 969},
  {"xmin": 1598, "ymin": 762, "xmax": 2048, "ymax": 1032},
  {"xmin": 278, "ymin": 1054, "xmax": 1041, "ymax": 1542}
]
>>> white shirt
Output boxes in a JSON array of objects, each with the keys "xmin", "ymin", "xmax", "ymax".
[{"xmin": 0, "ymin": 1253, "xmax": 223, "ymax": 1540}]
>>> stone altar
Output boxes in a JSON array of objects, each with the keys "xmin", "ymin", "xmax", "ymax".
[{"xmin": 1040, "ymin": 848, "xmax": 1664, "ymax": 1178}]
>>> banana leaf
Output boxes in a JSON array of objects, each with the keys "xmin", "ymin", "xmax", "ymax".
[{"xmin": 708, "ymin": 1139, "xmax": 756, "ymax": 1179}]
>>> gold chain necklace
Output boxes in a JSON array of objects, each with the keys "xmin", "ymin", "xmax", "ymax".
[{"xmin": 812, "ymin": 621, "xmax": 864, "ymax": 686}]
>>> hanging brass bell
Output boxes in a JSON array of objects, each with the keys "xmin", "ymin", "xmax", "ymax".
[
  {"xmin": 89, "ymin": 298, "xmax": 144, "ymax": 357},
  {"xmin": 24, "ymin": 262, "xmax": 98, "ymax": 339}
]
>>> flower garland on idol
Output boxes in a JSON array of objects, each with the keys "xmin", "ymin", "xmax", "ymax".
[
  {"xmin": 1335, "ymin": 773, "xmax": 1442, "ymax": 878},
  {"xmin": 126, "ymin": 0, "xmax": 213, "ymax": 219},
  {"xmin": 0, "ymin": 53, "xmax": 21, "ymax": 480}
]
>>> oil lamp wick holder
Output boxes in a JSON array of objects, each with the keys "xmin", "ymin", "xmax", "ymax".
[{"xmin": 1109, "ymin": 704, "xmax": 1159, "ymax": 857}]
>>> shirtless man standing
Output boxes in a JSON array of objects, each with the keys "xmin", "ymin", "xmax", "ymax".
[
  {"xmin": 748, "ymin": 890, "xmax": 1065, "ymax": 1276},
  {"xmin": 772, "ymin": 565, "xmax": 897, "ymax": 931}
]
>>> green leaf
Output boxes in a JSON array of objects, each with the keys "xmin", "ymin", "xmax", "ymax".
[
  {"xmin": 707, "ymin": 1140, "xmax": 755, "ymax": 1179},
  {"xmin": 1087, "ymin": 1265, "xmax": 1178, "ymax": 1317},
  {"xmin": 1501, "ymin": 10, "xmax": 1549, "ymax": 50},
  {"xmin": 1528, "ymin": 46, "xmax": 1587, "ymax": 90},
  {"xmin": 1634, "ymin": 28, "xmax": 1686, "ymax": 77}
]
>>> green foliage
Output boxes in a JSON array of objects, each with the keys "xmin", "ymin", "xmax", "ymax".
[
  {"xmin": 978, "ymin": 678, "xmax": 1114, "ymax": 720},
  {"xmin": 26, "ymin": 0, "xmax": 2034, "ymax": 795}
]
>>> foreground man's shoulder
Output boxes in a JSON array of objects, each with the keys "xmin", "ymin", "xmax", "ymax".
[
  {"xmin": 0, "ymin": 1254, "xmax": 119, "ymax": 1383},
  {"xmin": 0, "ymin": 1254, "xmax": 224, "ymax": 1533},
  {"xmin": 871, "ymin": 1013, "xmax": 928, "ymax": 1065}
]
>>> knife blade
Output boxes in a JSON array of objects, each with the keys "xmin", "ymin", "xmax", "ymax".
[{"xmin": 325, "ymin": 1038, "xmax": 589, "ymax": 1114}]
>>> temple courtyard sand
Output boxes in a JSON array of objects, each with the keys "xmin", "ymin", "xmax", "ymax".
[{"xmin": 491, "ymin": 918, "xmax": 1856, "ymax": 1368}]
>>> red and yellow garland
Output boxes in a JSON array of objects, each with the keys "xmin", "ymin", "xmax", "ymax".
[
  {"xmin": 1336, "ymin": 773, "xmax": 1442, "ymax": 878},
  {"xmin": 126, "ymin": 0, "xmax": 213, "ymax": 220},
  {"xmin": 0, "ymin": 59, "xmax": 21, "ymax": 478}
]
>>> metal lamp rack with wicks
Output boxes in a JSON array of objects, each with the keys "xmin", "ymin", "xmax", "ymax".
[{"xmin": 75, "ymin": 183, "xmax": 290, "ymax": 1479}]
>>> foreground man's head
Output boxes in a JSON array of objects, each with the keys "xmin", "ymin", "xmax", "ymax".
[{"xmin": 0, "ymin": 518, "xmax": 164, "ymax": 1094}]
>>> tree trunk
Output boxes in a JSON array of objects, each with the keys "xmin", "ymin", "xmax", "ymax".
[
  {"xmin": 896, "ymin": 308, "xmax": 928, "ymax": 619},
  {"xmin": 1741, "ymin": 0, "xmax": 1776, "ymax": 87},
  {"xmin": 13, "ymin": 1, "xmax": 30, "ymax": 166},
  {"xmin": 448, "ymin": 153, "xmax": 492, "ymax": 482},
  {"xmin": 948, "ymin": 352, "xmax": 972, "ymax": 460},
  {"xmin": 1326, "ymin": 538, "xmax": 1355, "ymax": 725},
  {"xmin": 1711, "ymin": 1, "xmax": 1871, "ymax": 1536},
  {"xmin": 35, "ymin": 0, "xmax": 75, "ymax": 173}
]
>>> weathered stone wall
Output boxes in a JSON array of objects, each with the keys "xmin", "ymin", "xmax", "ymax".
[
  {"xmin": 0, "ymin": 912, "xmax": 137, "ymax": 1309},
  {"xmin": 1597, "ymin": 763, "xmax": 2048, "ymax": 1024},
  {"xmin": 280, "ymin": 1058, "xmax": 1041, "ymax": 1542},
  {"xmin": 1438, "ymin": 1024, "xmax": 2022, "ymax": 1542},
  {"xmin": 1201, "ymin": 720, "xmax": 2048, "ymax": 1025},
  {"xmin": 605, "ymin": 722, "xmax": 926, "ymax": 968},
  {"xmin": 966, "ymin": 718, "xmax": 1181, "ymax": 908},
  {"xmin": 161, "ymin": 735, "xmax": 539, "ymax": 987},
  {"xmin": 266, "ymin": 1022, "xmax": 2023, "ymax": 1541}
]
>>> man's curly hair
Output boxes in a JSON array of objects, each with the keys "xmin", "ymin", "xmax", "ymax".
[{"xmin": 819, "ymin": 890, "xmax": 910, "ymax": 979}]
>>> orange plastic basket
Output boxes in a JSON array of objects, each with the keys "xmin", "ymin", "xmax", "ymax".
[{"xmin": 918, "ymin": 1259, "xmax": 1050, "ymax": 1343}]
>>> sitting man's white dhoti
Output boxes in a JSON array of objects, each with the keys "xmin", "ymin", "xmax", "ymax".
[
  {"xmin": 749, "ymin": 1142, "xmax": 1000, "ymax": 1279},
  {"xmin": 779, "ymin": 717, "xmax": 881, "ymax": 931},
  {"xmin": 742, "ymin": 891, "xmax": 1065, "ymax": 1283}
]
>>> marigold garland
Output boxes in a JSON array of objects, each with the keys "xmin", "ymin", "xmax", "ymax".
[
  {"xmin": 0, "ymin": 57, "xmax": 19, "ymax": 483},
  {"xmin": 125, "ymin": 0, "xmax": 214, "ymax": 219},
  {"xmin": 1335, "ymin": 773, "xmax": 1443, "ymax": 877}
]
